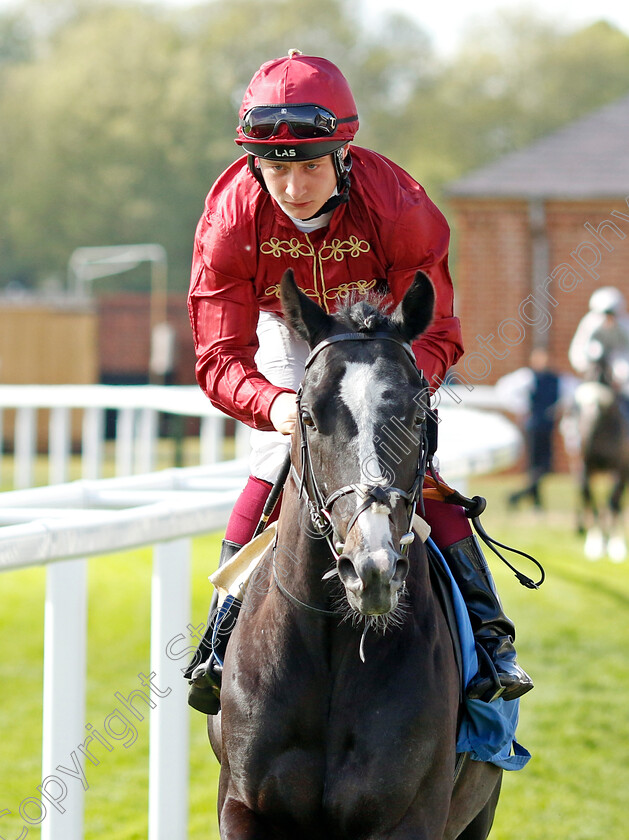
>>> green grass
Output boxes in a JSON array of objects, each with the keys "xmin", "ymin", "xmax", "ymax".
[{"xmin": 1, "ymin": 472, "xmax": 628, "ymax": 839}]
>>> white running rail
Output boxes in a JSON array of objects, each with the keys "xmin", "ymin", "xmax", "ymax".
[
  {"xmin": 0, "ymin": 384, "xmax": 252, "ymax": 840},
  {"xmin": 0, "ymin": 459, "xmax": 248, "ymax": 840}
]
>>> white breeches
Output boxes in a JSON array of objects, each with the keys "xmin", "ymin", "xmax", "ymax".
[{"xmin": 250, "ymin": 311, "xmax": 309, "ymax": 483}]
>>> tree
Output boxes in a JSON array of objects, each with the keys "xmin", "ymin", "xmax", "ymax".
[
  {"xmin": 0, "ymin": 4, "xmax": 207, "ymax": 287},
  {"xmin": 0, "ymin": 0, "xmax": 433, "ymax": 289},
  {"xmin": 393, "ymin": 12, "xmax": 629, "ymax": 198},
  {"xmin": 0, "ymin": 1, "xmax": 628, "ymax": 290}
]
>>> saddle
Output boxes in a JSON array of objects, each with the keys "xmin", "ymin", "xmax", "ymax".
[{"xmin": 210, "ymin": 524, "xmax": 278, "ymax": 612}]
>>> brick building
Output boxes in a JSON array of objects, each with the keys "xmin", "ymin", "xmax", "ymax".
[
  {"xmin": 446, "ymin": 93, "xmax": 629, "ymax": 387},
  {"xmin": 97, "ymin": 293, "xmax": 196, "ymax": 387}
]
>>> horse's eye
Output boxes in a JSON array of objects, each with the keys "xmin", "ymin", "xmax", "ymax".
[
  {"xmin": 301, "ymin": 410, "xmax": 316, "ymax": 428},
  {"xmin": 413, "ymin": 410, "xmax": 426, "ymax": 428}
]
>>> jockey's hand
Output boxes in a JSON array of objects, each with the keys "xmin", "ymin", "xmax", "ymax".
[{"xmin": 270, "ymin": 392, "xmax": 297, "ymax": 435}]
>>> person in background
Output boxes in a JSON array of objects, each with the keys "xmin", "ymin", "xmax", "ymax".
[
  {"xmin": 185, "ymin": 50, "xmax": 533, "ymax": 714},
  {"xmin": 498, "ymin": 348, "xmax": 565, "ymax": 509}
]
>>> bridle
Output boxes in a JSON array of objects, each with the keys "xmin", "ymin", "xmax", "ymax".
[{"xmin": 291, "ymin": 331, "xmax": 430, "ymax": 563}]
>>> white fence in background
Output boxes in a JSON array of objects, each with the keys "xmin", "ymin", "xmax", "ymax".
[
  {"xmin": 0, "ymin": 460, "xmax": 248, "ymax": 840},
  {"xmin": 0, "ymin": 384, "xmax": 521, "ymax": 840},
  {"xmin": 0, "ymin": 384, "xmax": 252, "ymax": 489}
]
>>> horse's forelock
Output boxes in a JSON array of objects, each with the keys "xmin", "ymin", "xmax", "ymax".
[{"xmin": 335, "ymin": 295, "xmax": 393, "ymax": 335}]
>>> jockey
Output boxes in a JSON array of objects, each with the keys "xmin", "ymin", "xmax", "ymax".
[
  {"xmin": 569, "ymin": 287, "xmax": 629, "ymax": 412},
  {"xmin": 569, "ymin": 287, "xmax": 629, "ymax": 381},
  {"xmin": 186, "ymin": 50, "xmax": 533, "ymax": 714}
]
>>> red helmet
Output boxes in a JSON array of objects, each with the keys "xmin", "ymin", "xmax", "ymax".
[{"xmin": 236, "ymin": 50, "xmax": 359, "ymax": 161}]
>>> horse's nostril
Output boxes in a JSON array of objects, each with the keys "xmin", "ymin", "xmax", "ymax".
[{"xmin": 337, "ymin": 556, "xmax": 361, "ymax": 588}]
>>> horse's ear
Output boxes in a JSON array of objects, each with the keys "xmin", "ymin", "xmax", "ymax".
[
  {"xmin": 390, "ymin": 271, "xmax": 435, "ymax": 343},
  {"xmin": 280, "ymin": 269, "xmax": 336, "ymax": 347}
]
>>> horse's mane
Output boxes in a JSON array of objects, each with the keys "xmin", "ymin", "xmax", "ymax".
[{"xmin": 334, "ymin": 293, "xmax": 394, "ymax": 335}]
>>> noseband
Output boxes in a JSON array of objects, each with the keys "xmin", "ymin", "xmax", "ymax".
[{"xmin": 292, "ymin": 331, "xmax": 429, "ymax": 562}]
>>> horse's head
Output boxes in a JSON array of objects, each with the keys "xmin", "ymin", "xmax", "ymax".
[
  {"xmin": 280, "ymin": 269, "xmax": 435, "ymax": 619},
  {"xmin": 584, "ymin": 341, "xmax": 616, "ymax": 388}
]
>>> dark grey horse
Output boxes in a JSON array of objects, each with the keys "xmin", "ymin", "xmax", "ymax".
[
  {"xmin": 572, "ymin": 356, "xmax": 629, "ymax": 561},
  {"xmin": 208, "ymin": 270, "xmax": 502, "ymax": 838}
]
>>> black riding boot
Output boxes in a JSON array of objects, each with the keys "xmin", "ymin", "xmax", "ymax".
[
  {"xmin": 186, "ymin": 539, "xmax": 243, "ymax": 715},
  {"xmin": 440, "ymin": 535, "xmax": 533, "ymax": 702}
]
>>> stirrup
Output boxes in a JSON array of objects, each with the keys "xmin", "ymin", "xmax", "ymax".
[
  {"xmin": 188, "ymin": 659, "xmax": 222, "ymax": 715},
  {"xmin": 466, "ymin": 643, "xmax": 505, "ymax": 703}
]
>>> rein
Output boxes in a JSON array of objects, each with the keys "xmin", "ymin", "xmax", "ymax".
[
  {"xmin": 424, "ymin": 466, "xmax": 546, "ymax": 589},
  {"xmin": 272, "ymin": 539, "xmax": 338, "ymax": 618}
]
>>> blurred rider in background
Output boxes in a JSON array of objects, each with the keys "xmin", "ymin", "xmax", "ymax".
[{"xmin": 569, "ymin": 286, "xmax": 629, "ymax": 419}]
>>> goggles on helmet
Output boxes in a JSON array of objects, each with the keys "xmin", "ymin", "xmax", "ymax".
[{"xmin": 240, "ymin": 103, "xmax": 357, "ymax": 140}]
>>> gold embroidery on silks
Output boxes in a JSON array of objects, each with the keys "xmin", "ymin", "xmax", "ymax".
[
  {"xmin": 260, "ymin": 237, "xmax": 314, "ymax": 260},
  {"xmin": 320, "ymin": 236, "xmax": 371, "ymax": 262},
  {"xmin": 323, "ymin": 278, "xmax": 378, "ymax": 303},
  {"xmin": 264, "ymin": 284, "xmax": 321, "ymax": 302},
  {"xmin": 260, "ymin": 234, "xmax": 372, "ymax": 313}
]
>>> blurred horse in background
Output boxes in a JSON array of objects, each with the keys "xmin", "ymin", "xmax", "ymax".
[{"xmin": 566, "ymin": 353, "xmax": 629, "ymax": 561}]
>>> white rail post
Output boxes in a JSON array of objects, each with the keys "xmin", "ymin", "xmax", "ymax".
[
  {"xmin": 200, "ymin": 415, "xmax": 223, "ymax": 464},
  {"xmin": 41, "ymin": 559, "xmax": 87, "ymax": 840},
  {"xmin": 42, "ymin": 405, "xmax": 88, "ymax": 840},
  {"xmin": 15, "ymin": 405, "xmax": 37, "ymax": 489},
  {"xmin": 49, "ymin": 406, "xmax": 71, "ymax": 485},
  {"xmin": 148, "ymin": 538, "xmax": 191, "ymax": 840},
  {"xmin": 235, "ymin": 421, "xmax": 251, "ymax": 460},
  {"xmin": 115, "ymin": 407, "xmax": 136, "ymax": 477},
  {"xmin": 42, "ymin": 401, "xmax": 101, "ymax": 838},
  {"xmin": 82, "ymin": 406, "xmax": 105, "ymax": 480},
  {"xmin": 137, "ymin": 408, "xmax": 158, "ymax": 474}
]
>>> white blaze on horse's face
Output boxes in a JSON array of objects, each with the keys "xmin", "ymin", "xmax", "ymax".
[
  {"xmin": 337, "ymin": 359, "xmax": 409, "ymax": 615},
  {"xmin": 340, "ymin": 360, "xmax": 390, "ymax": 486}
]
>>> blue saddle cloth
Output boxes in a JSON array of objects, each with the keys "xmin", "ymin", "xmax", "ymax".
[{"xmin": 428, "ymin": 538, "xmax": 531, "ymax": 771}]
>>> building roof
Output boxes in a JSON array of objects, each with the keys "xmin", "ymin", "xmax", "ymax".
[{"xmin": 446, "ymin": 94, "xmax": 629, "ymax": 199}]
